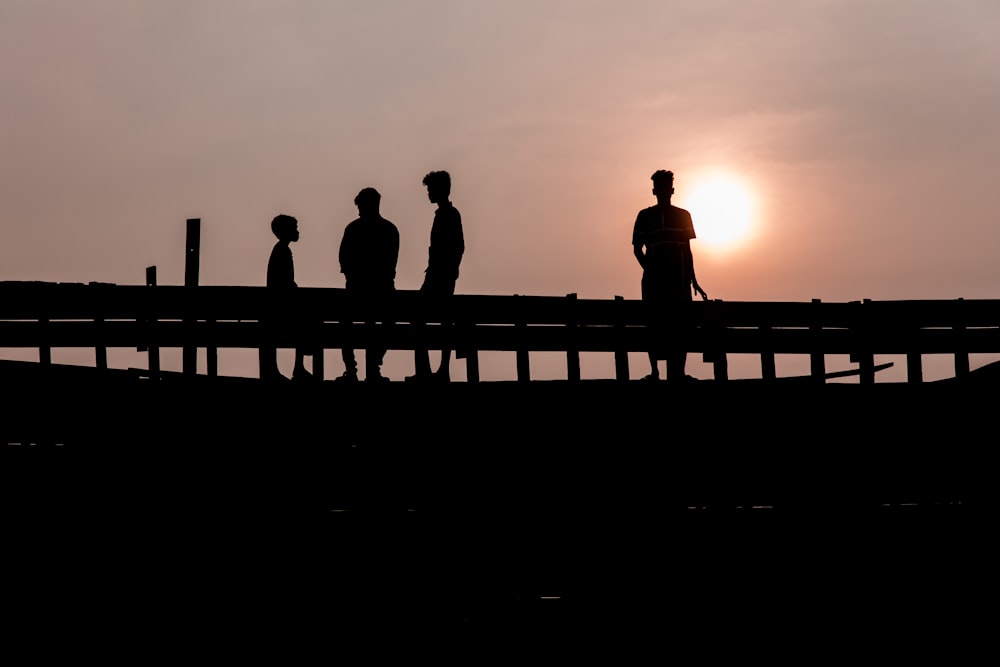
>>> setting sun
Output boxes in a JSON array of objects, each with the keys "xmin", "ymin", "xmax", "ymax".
[{"xmin": 683, "ymin": 173, "xmax": 755, "ymax": 250}]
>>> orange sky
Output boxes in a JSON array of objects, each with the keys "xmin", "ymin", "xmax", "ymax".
[{"xmin": 2, "ymin": 2, "xmax": 999, "ymax": 382}]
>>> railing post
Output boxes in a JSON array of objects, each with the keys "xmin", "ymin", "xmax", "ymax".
[
  {"xmin": 906, "ymin": 352, "xmax": 923, "ymax": 384},
  {"xmin": 566, "ymin": 293, "xmax": 580, "ymax": 382},
  {"xmin": 142, "ymin": 266, "xmax": 160, "ymax": 378},
  {"xmin": 857, "ymin": 299, "xmax": 875, "ymax": 385},
  {"xmin": 183, "ymin": 218, "xmax": 200, "ymax": 376},
  {"xmin": 95, "ymin": 315, "xmax": 107, "ymax": 370},
  {"xmin": 614, "ymin": 296, "xmax": 629, "ymax": 382},
  {"xmin": 206, "ymin": 318, "xmax": 217, "ymax": 377},
  {"xmin": 954, "ymin": 298, "xmax": 969, "ymax": 379},
  {"xmin": 456, "ymin": 314, "xmax": 479, "ymax": 383},
  {"xmin": 810, "ymin": 298, "xmax": 825, "ymax": 383},
  {"xmin": 703, "ymin": 299, "xmax": 728, "ymax": 381},
  {"xmin": 515, "ymin": 295, "xmax": 530, "ymax": 382},
  {"xmin": 760, "ymin": 324, "xmax": 776, "ymax": 382},
  {"xmin": 39, "ymin": 316, "xmax": 51, "ymax": 367}
]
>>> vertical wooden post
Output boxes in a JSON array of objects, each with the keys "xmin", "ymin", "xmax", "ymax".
[
  {"xmin": 858, "ymin": 299, "xmax": 875, "ymax": 385},
  {"xmin": 906, "ymin": 352, "xmax": 923, "ymax": 384},
  {"xmin": 614, "ymin": 296, "xmax": 629, "ymax": 382},
  {"xmin": 183, "ymin": 218, "xmax": 200, "ymax": 376},
  {"xmin": 458, "ymin": 320, "xmax": 479, "ymax": 383},
  {"xmin": 810, "ymin": 298, "xmax": 825, "ymax": 383},
  {"xmin": 313, "ymin": 345, "xmax": 325, "ymax": 381},
  {"xmin": 95, "ymin": 315, "xmax": 107, "ymax": 370},
  {"xmin": 760, "ymin": 324, "xmax": 776, "ymax": 382},
  {"xmin": 144, "ymin": 266, "xmax": 160, "ymax": 378},
  {"xmin": 566, "ymin": 293, "xmax": 580, "ymax": 382},
  {"xmin": 704, "ymin": 299, "xmax": 728, "ymax": 381},
  {"xmin": 39, "ymin": 316, "xmax": 51, "ymax": 366},
  {"xmin": 87, "ymin": 281, "xmax": 109, "ymax": 370},
  {"xmin": 206, "ymin": 318, "xmax": 217, "ymax": 377},
  {"xmin": 954, "ymin": 298, "xmax": 969, "ymax": 379},
  {"xmin": 515, "ymin": 295, "xmax": 530, "ymax": 383}
]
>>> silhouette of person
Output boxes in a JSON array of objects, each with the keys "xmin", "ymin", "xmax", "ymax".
[
  {"xmin": 336, "ymin": 187, "xmax": 399, "ymax": 383},
  {"xmin": 632, "ymin": 169, "xmax": 708, "ymax": 381},
  {"xmin": 406, "ymin": 170, "xmax": 465, "ymax": 384},
  {"xmin": 259, "ymin": 213, "xmax": 313, "ymax": 382}
]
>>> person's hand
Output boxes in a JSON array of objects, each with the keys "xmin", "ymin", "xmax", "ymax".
[{"xmin": 693, "ymin": 282, "xmax": 709, "ymax": 301}]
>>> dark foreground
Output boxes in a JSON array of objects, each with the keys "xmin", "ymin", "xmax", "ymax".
[{"xmin": 3, "ymin": 361, "xmax": 993, "ymax": 656}]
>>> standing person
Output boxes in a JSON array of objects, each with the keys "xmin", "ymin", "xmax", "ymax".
[
  {"xmin": 259, "ymin": 213, "xmax": 313, "ymax": 382},
  {"xmin": 406, "ymin": 170, "xmax": 464, "ymax": 384},
  {"xmin": 337, "ymin": 187, "xmax": 399, "ymax": 383},
  {"xmin": 632, "ymin": 169, "xmax": 708, "ymax": 381}
]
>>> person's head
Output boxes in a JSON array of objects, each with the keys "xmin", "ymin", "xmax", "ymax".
[
  {"xmin": 354, "ymin": 187, "xmax": 381, "ymax": 216},
  {"xmin": 651, "ymin": 169, "xmax": 674, "ymax": 200},
  {"xmin": 422, "ymin": 170, "xmax": 451, "ymax": 204},
  {"xmin": 271, "ymin": 214, "xmax": 299, "ymax": 242}
]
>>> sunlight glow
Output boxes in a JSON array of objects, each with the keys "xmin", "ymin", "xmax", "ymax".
[{"xmin": 683, "ymin": 173, "xmax": 755, "ymax": 250}]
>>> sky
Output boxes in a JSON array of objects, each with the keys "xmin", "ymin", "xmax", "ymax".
[{"xmin": 2, "ymin": 0, "xmax": 999, "ymax": 382}]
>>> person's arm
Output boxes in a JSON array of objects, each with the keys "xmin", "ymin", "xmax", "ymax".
[
  {"xmin": 633, "ymin": 242, "xmax": 646, "ymax": 269},
  {"xmin": 686, "ymin": 245, "xmax": 708, "ymax": 300}
]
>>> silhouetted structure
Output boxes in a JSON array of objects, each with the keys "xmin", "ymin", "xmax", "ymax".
[
  {"xmin": 259, "ymin": 214, "xmax": 313, "ymax": 382},
  {"xmin": 407, "ymin": 170, "xmax": 465, "ymax": 383},
  {"xmin": 632, "ymin": 169, "xmax": 708, "ymax": 381},
  {"xmin": 337, "ymin": 187, "xmax": 399, "ymax": 383}
]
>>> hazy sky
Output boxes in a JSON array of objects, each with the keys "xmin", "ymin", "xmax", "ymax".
[{"xmin": 3, "ymin": 1, "xmax": 999, "ymax": 380}]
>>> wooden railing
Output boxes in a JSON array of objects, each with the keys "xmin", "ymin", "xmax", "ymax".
[{"xmin": 2, "ymin": 280, "xmax": 999, "ymax": 383}]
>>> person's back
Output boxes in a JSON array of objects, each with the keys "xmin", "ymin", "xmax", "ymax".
[
  {"xmin": 340, "ymin": 214, "xmax": 399, "ymax": 294},
  {"xmin": 632, "ymin": 170, "xmax": 707, "ymax": 381},
  {"xmin": 336, "ymin": 187, "xmax": 399, "ymax": 383},
  {"xmin": 633, "ymin": 202, "xmax": 696, "ymax": 302}
]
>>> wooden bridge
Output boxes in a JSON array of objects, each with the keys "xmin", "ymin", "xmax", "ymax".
[{"xmin": 2, "ymin": 274, "xmax": 992, "ymax": 638}]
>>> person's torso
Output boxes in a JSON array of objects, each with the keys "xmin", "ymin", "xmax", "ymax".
[{"xmin": 427, "ymin": 205, "xmax": 464, "ymax": 278}]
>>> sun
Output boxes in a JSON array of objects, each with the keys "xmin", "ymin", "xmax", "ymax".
[{"xmin": 681, "ymin": 173, "xmax": 756, "ymax": 250}]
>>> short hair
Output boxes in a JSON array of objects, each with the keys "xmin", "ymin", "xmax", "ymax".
[
  {"xmin": 354, "ymin": 187, "xmax": 381, "ymax": 207},
  {"xmin": 422, "ymin": 170, "xmax": 451, "ymax": 193},
  {"xmin": 651, "ymin": 169, "xmax": 674, "ymax": 184},
  {"xmin": 271, "ymin": 213, "xmax": 297, "ymax": 238}
]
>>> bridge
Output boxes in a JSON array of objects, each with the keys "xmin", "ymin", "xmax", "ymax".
[{"xmin": 2, "ymin": 272, "xmax": 992, "ymax": 635}]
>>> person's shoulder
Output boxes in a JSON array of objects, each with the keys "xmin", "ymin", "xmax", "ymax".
[
  {"xmin": 635, "ymin": 205, "xmax": 658, "ymax": 222},
  {"xmin": 671, "ymin": 205, "xmax": 692, "ymax": 217}
]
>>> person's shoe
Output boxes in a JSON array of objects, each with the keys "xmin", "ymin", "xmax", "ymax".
[
  {"xmin": 292, "ymin": 368, "xmax": 314, "ymax": 382},
  {"xmin": 335, "ymin": 371, "xmax": 358, "ymax": 383},
  {"xmin": 640, "ymin": 373, "xmax": 660, "ymax": 382},
  {"xmin": 431, "ymin": 370, "xmax": 451, "ymax": 383},
  {"xmin": 261, "ymin": 370, "xmax": 289, "ymax": 383},
  {"xmin": 405, "ymin": 373, "xmax": 431, "ymax": 383},
  {"xmin": 366, "ymin": 373, "xmax": 390, "ymax": 384}
]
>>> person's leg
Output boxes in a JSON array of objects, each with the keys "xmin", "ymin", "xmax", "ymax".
[
  {"xmin": 437, "ymin": 344, "xmax": 452, "ymax": 378},
  {"xmin": 340, "ymin": 347, "xmax": 358, "ymax": 380},
  {"xmin": 645, "ymin": 352, "xmax": 660, "ymax": 380},
  {"xmin": 666, "ymin": 352, "xmax": 686, "ymax": 381},
  {"xmin": 259, "ymin": 346, "xmax": 283, "ymax": 380},
  {"xmin": 410, "ymin": 322, "xmax": 432, "ymax": 378},
  {"xmin": 366, "ymin": 315, "xmax": 392, "ymax": 382},
  {"xmin": 293, "ymin": 348, "xmax": 312, "ymax": 379},
  {"xmin": 434, "ymin": 282, "xmax": 457, "ymax": 380}
]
